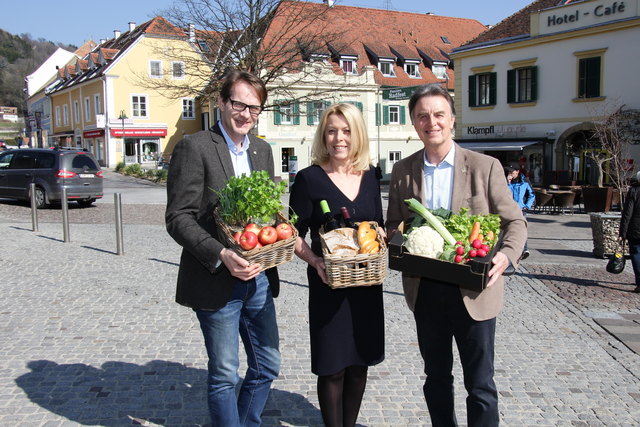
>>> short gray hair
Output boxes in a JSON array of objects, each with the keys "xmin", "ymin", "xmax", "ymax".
[{"xmin": 408, "ymin": 84, "xmax": 455, "ymax": 118}]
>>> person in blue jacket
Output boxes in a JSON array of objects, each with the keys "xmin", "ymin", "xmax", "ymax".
[{"xmin": 505, "ymin": 166, "xmax": 535, "ymax": 259}]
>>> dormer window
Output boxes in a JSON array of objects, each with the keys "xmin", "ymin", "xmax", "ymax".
[
  {"xmin": 379, "ymin": 60, "xmax": 395, "ymax": 77},
  {"xmin": 432, "ymin": 62, "xmax": 448, "ymax": 79},
  {"xmin": 339, "ymin": 57, "xmax": 358, "ymax": 75},
  {"xmin": 405, "ymin": 62, "xmax": 421, "ymax": 78},
  {"xmin": 197, "ymin": 40, "xmax": 210, "ymax": 52},
  {"xmin": 310, "ymin": 53, "xmax": 329, "ymax": 63}
]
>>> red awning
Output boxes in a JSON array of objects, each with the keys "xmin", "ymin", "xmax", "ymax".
[
  {"xmin": 110, "ymin": 128, "xmax": 167, "ymax": 137},
  {"xmin": 83, "ymin": 129, "xmax": 105, "ymax": 138}
]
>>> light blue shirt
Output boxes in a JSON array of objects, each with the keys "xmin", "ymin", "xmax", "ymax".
[
  {"xmin": 218, "ymin": 120, "xmax": 252, "ymax": 177},
  {"xmin": 423, "ymin": 144, "xmax": 455, "ymax": 210}
]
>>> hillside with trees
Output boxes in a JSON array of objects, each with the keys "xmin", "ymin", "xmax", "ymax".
[{"xmin": 0, "ymin": 29, "xmax": 77, "ymax": 114}]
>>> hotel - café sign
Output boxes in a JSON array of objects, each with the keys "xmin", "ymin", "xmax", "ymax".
[{"xmin": 535, "ymin": 0, "xmax": 638, "ymax": 36}]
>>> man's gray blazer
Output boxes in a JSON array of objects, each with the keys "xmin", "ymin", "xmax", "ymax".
[{"xmin": 165, "ymin": 123, "xmax": 279, "ymax": 310}]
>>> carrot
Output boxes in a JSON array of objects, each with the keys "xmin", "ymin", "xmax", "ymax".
[{"xmin": 468, "ymin": 221, "xmax": 481, "ymax": 243}]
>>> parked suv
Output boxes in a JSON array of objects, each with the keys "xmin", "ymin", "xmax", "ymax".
[{"xmin": 0, "ymin": 148, "xmax": 103, "ymax": 208}]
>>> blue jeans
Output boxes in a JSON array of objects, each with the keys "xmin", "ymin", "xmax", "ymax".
[
  {"xmin": 630, "ymin": 239, "xmax": 640, "ymax": 287},
  {"xmin": 195, "ymin": 273, "xmax": 280, "ymax": 427}
]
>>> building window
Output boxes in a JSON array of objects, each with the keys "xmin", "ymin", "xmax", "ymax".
[
  {"xmin": 432, "ymin": 63, "xmax": 448, "ymax": 79},
  {"xmin": 84, "ymin": 97, "xmax": 91, "ymax": 121},
  {"xmin": 307, "ymin": 101, "xmax": 328, "ymax": 126},
  {"xmin": 389, "ymin": 150, "xmax": 401, "ymax": 167},
  {"xmin": 172, "ymin": 61, "xmax": 185, "ymax": 79},
  {"xmin": 94, "ymin": 95, "xmax": 101, "ymax": 115},
  {"xmin": 132, "ymin": 95, "xmax": 148, "ymax": 118},
  {"xmin": 63, "ymin": 105, "xmax": 69, "ymax": 125},
  {"xmin": 74, "ymin": 101, "xmax": 80, "ymax": 123},
  {"xmin": 381, "ymin": 105, "xmax": 406, "ymax": 125},
  {"xmin": 379, "ymin": 61, "xmax": 395, "ymax": 77},
  {"xmin": 182, "ymin": 98, "xmax": 195, "ymax": 119},
  {"xmin": 508, "ymin": 67, "xmax": 537, "ymax": 103},
  {"xmin": 405, "ymin": 63, "xmax": 421, "ymax": 78},
  {"xmin": 340, "ymin": 59, "xmax": 357, "ymax": 75},
  {"xmin": 441, "ymin": 36, "xmax": 451, "ymax": 44},
  {"xmin": 55, "ymin": 106, "xmax": 61, "ymax": 126},
  {"xmin": 274, "ymin": 100, "xmax": 300, "ymax": 125},
  {"xmin": 149, "ymin": 60, "xmax": 162, "ymax": 78},
  {"xmin": 578, "ymin": 57, "xmax": 601, "ymax": 99},
  {"xmin": 197, "ymin": 40, "xmax": 210, "ymax": 52},
  {"xmin": 468, "ymin": 72, "xmax": 497, "ymax": 107}
]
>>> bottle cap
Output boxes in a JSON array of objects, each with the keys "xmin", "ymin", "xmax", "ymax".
[{"xmin": 320, "ymin": 200, "xmax": 330, "ymax": 213}]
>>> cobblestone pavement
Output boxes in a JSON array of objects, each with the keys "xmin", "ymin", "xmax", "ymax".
[{"xmin": 0, "ymin": 199, "xmax": 639, "ymax": 426}]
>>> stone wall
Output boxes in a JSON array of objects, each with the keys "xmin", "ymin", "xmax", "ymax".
[{"xmin": 589, "ymin": 213, "xmax": 629, "ymax": 258}]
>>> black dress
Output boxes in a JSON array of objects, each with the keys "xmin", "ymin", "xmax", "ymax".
[{"xmin": 289, "ymin": 164, "xmax": 385, "ymax": 376}]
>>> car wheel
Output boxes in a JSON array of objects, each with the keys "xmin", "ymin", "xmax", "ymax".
[
  {"xmin": 33, "ymin": 186, "xmax": 47, "ymax": 209},
  {"xmin": 77, "ymin": 198, "xmax": 96, "ymax": 208}
]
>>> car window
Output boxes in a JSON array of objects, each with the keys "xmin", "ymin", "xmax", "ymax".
[
  {"xmin": 0, "ymin": 153, "xmax": 14, "ymax": 169},
  {"xmin": 70, "ymin": 155, "xmax": 99, "ymax": 170},
  {"xmin": 10, "ymin": 153, "xmax": 35, "ymax": 169},
  {"xmin": 34, "ymin": 152, "xmax": 55, "ymax": 169}
]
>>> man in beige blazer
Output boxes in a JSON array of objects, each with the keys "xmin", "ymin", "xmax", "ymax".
[{"xmin": 386, "ymin": 84, "xmax": 527, "ymax": 427}]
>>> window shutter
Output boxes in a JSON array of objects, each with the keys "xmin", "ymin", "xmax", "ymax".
[
  {"xmin": 274, "ymin": 99, "xmax": 282, "ymax": 125},
  {"xmin": 355, "ymin": 101, "xmax": 363, "ymax": 111},
  {"xmin": 400, "ymin": 106, "xmax": 406, "ymax": 125},
  {"xmin": 292, "ymin": 102, "xmax": 300, "ymax": 125},
  {"xmin": 383, "ymin": 106, "xmax": 390, "ymax": 125},
  {"xmin": 507, "ymin": 69, "xmax": 516, "ymax": 103},
  {"xmin": 307, "ymin": 101, "xmax": 315, "ymax": 125},
  {"xmin": 530, "ymin": 66, "xmax": 538, "ymax": 101},
  {"xmin": 468, "ymin": 75, "xmax": 477, "ymax": 107},
  {"xmin": 489, "ymin": 72, "xmax": 497, "ymax": 105},
  {"xmin": 375, "ymin": 103, "xmax": 381, "ymax": 125}
]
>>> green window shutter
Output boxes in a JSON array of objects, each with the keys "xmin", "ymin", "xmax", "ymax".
[
  {"xmin": 274, "ymin": 99, "xmax": 282, "ymax": 125},
  {"xmin": 383, "ymin": 106, "xmax": 390, "ymax": 125},
  {"xmin": 468, "ymin": 75, "xmax": 477, "ymax": 107},
  {"xmin": 355, "ymin": 101, "xmax": 363, "ymax": 111},
  {"xmin": 530, "ymin": 66, "xmax": 538, "ymax": 101},
  {"xmin": 400, "ymin": 106, "xmax": 406, "ymax": 125},
  {"xmin": 489, "ymin": 72, "xmax": 497, "ymax": 105},
  {"xmin": 507, "ymin": 69, "xmax": 516, "ymax": 103},
  {"xmin": 307, "ymin": 101, "xmax": 315, "ymax": 125},
  {"xmin": 375, "ymin": 103, "xmax": 381, "ymax": 125},
  {"xmin": 292, "ymin": 102, "xmax": 300, "ymax": 125}
]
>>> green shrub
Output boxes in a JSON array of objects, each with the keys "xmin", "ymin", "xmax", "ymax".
[
  {"xmin": 115, "ymin": 162, "xmax": 125, "ymax": 172},
  {"xmin": 124, "ymin": 163, "xmax": 143, "ymax": 176},
  {"xmin": 154, "ymin": 169, "xmax": 168, "ymax": 182}
]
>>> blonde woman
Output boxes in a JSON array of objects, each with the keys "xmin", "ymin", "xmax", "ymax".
[{"xmin": 290, "ymin": 103, "xmax": 385, "ymax": 427}]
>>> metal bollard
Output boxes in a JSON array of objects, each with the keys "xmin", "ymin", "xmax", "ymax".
[
  {"xmin": 29, "ymin": 183, "xmax": 38, "ymax": 232},
  {"xmin": 61, "ymin": 188, "xmax": 70, "ymax": 242},
  {"xmin": 114, "ymin": 193, "xmax": 124, "ymax": 255}
]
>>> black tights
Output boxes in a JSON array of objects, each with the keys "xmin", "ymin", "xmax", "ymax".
[{"xmin": 317, "ymin": 365, "xmax": 368, "ymax": 427}]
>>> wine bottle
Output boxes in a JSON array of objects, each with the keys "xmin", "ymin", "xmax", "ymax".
[
  {"xmin": 320, "ymin": 200, "xmax": 340, "ymax": 232},
  {"xmin": 340, "ymin": 206, "xmax": 357, "ymax": 229}
]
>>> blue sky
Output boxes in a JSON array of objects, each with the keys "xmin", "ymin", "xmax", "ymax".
[{"xmin": 2, "ymin": 0, "xmax": 534, "ymax": 47}]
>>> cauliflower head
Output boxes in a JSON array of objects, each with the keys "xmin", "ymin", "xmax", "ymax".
[{"xmin": 404, "ymin": 225, "xmax": 445, "ymax": 259}]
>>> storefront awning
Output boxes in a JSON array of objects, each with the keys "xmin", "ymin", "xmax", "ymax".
[{"xmin": 457, "ymin": 141, "xmax": 541, "ymax": 151}]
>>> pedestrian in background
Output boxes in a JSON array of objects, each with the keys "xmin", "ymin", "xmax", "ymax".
[
  {"xmin": 619, "ymin": 171, "xmax": 640, "ymax": 293},
  {"xmin": 289, "ymin": 103, "xmax": 385, "ymax": 427},
  {"xmin": 165, "ymin": 70, "xmax": 281, "ymax": 426},
  {"xmin": 505, "ymin": 165, "xmax": 535, "ymax": 260},
  {"xmin": 386, "ymin": 84, "xmax": 527, "ymax": 427}
]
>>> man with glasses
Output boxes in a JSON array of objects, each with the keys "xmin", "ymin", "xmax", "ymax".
[{"xmin": 166, "ymin": 70, "xmax": 280, "ymax": 426}]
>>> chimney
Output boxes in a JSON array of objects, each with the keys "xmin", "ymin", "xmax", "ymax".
[
  {"xmin": 189, "ymin": 23, "xmax": 195, "ymax": 43},
  {"xmin": 100, "ymin": 39, "xmax": 106, "ymax": 45},
  {"xmin": 323, "ymin": 0, "xmax": 335, "ymax": 6},
  {"xmin": 114, "ymin": 30, "xmax": 121, "ymax": 39},
  {"xmin": 128, "ymin": 22, "xmax": 136, "ymax": 32}
]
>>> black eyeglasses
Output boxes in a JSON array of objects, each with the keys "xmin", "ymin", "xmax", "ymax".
[{"xmin": 228, "ymin": 99, "xmax": 263, "ymax": 115}]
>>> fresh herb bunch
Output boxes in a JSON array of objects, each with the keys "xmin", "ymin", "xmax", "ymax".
[{"xmin": 215, "ymin": 170, "xmax": 288, "ymax": 226}]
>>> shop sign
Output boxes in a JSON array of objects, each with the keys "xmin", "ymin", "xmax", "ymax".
[
  {"xmin": 83, "ymin": 129, "xmax": 105, "ymax": 138},
  {"xmin": 382, "ymin": 85, "xmax": 420, "ymax": 100},
  {"xmin": 539, "ymin": 0, "xmax": 636, "ymax": 35},
  {"xmin": 110, "ymin": 128, "xmax": 168, "ymax": 137}
]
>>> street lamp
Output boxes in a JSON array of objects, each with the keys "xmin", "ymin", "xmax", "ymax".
[{"xmin": 118, "ymin": 110, "xmax": 127, "ymax": 165}]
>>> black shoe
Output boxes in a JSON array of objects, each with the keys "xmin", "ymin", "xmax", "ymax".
[{"xmin": 520, "ymin": 250, "xmax": 530, "ymax": 261}]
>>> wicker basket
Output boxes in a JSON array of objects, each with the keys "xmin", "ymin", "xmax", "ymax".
[
  {"xmin": 214, "ymin": 209, "xmax": 298, "ymax": 271},
  {"xmin": 320, "ymin": 222, "xmax": 388, "ymax": 289}
]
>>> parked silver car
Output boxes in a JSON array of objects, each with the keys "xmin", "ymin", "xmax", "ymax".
[{"xmin": 0, "ymin": 148, "xmax": 103, "ymax": 208}]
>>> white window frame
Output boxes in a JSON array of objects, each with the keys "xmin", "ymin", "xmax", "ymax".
[
  {"xmin": 379, "ymin": 60, "xmax": 395, "ymax": 77},
  {"xmin": 405, "ymin": 62, "xmax": 421, "ymax": 78},
  {"xmin": 55, "ymin": 106, "xmax": 61, "ymax": 126},
  {"xmin": 84, "ymin": 97, "xmax": 91, "ymax": 121},
  {"xmin": 388, "ymin": 105, "xmax": 400, "ymax": 124},
  {"xmin": 432, "ymin": 63, "xmax": 448, "ymax": 79},
  {"xmin": 94, "ymin": 94, "xmax": 101, "ymax": 115},
  {"xmin": 131, "ymin": 94, "xmax": 148, "ymax": 118},
  {"xmin": 172, "ymin": 61, "xmax": 185, "ymax": 79},
  {"xmin": 73, "ymin": 101, "xmax": 80, "ymax": 123},
  {"xmin": 340, "ymin": 59, "xmax": 357, "ymax": 75},
  {"xmin": 63, "ymin": 105, "xmax": 69, "ymax": 125},
  {"xmin": 279, "ymin": 103, "xmax": 293, "ymax": 125},
  {"xmin": 388, "ymin": 150, "xmax": 402, "ymax": 173},
  {"xmin": 182, "ymin": 98, "xmax": 195, "ymax": 119},
  {"xmin": 312, "ymin": 101, "xmax": 326, "ymax": 125},
  {"xmin": 149, "ymin": 60, "xmax": 162, "ymax": 78}
]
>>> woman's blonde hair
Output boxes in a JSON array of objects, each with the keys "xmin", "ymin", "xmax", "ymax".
[{"xmin": 310, "ymin": 103, "xmax": 371, "ymax": 172}]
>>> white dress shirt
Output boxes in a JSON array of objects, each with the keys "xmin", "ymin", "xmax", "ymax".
[
  {"xmin": 422, "ymin": 144, "xmax": 455, "ymax": 210},
  {"xmin": 218, "ymin": 121, "xmax": 252, "ymax": 177}
]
